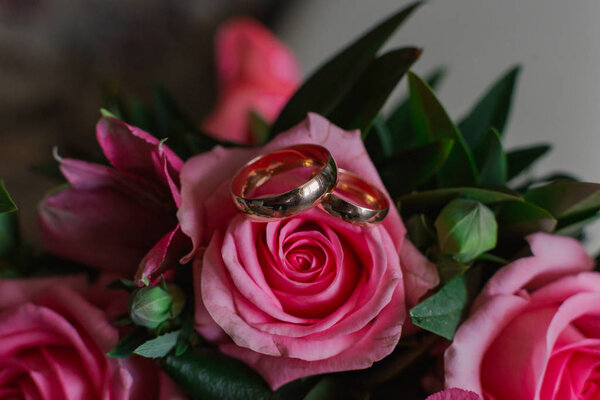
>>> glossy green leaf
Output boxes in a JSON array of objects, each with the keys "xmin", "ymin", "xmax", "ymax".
[
  {"xmin": 0, "ymin": 181, "xmax": 17, "ymax": 214},
  {"xmin": 459, "ymin": 65, "xmax": 521, "ymax": 147},
  {"xmin": 410, "ymin": 271, "xmax": 477, "ymax": 340},
  {"xmin": 555, "ymin": 211, "xmax": 600, "ymax": 237},
  {"xmin": 506, "ymin": 144, "xmax": 552, "ymax": 181},
  {"xmin": 134, "ymin": 330, "xmax": 180, "ymax": 358},
  {"xmin": 378, "ymin": 139, "xmax": 454, "ymax": 196},
  {"xmin": 435, "ymin": 199, "xmax": 497, "ymax": 262},
  {"xmin": 524, "ymin": 182, "xmax": 600, "ymax": 221},
  {"xmin": 269, "ymin": 2, "xmax": 422, "ymax": 136},
  {"xmin": 329, "ymin": 47, "xmax": 421, "ymax": 137},
  {"xmin": 497, "ymin": 200, "xmax": 557, "ymax": 238},
  {"xmin": 161, "ymin": 348, "xmax": 271, "ymax": 400},
  {"xmin": 474, "ymin": 127, "xmax": 507, "ymax": 186},
  {"xmin": 386, "ymin": 66, "xmax": 447, "ymax": 148},
  {"xmin": 0, "ymin": 212, "xmax": 19, "ymax": 257},
  {"xmin": 398, "ymin": 187, "xmax": 522, "ymax": 215},
  {"xmin": 408, "ymin": 71, "xmax": 477, "ymax": 187},
  {"xmin": 107, "ymin": 328, "xmax": 150, "ymax": 358}
]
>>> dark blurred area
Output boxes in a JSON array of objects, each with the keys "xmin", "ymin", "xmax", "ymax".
[{"xmin": 0, "ymin": 0, "xmax": 287, "ymax": 243}]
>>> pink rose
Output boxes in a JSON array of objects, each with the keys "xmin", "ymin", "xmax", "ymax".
[
  {"xmin": 0, "ymin": 275, "xmax": 185, "ymax": 399},
  {"xmin": 445, "ymin": 233, "xmax": 597, "ymax": 399},
  {"xmin": 39, "ymin": 116, "xmax": 188, "ymax": 283},
  {"xmin": 179, "ymin": 113, "xmax": 438, "ymax": 389},
  {"xmin": 202, "ymin": 17, "xmax": 300, "ymax": 145},
  {"xmin": 427, "ymin": 388, "xmax": 482, "ymax": 400}
]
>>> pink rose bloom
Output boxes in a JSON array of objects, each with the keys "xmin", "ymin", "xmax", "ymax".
[
  {"xmin": 427, "ymin": 388, "xmax": 482, "ymax": 400},
  {"xmin": 445, "ymin": 233, "xmax": 598, "ymax": 399},
  {"xmin": 179, "ymin": 113, "xmax": 438, "ymax": 389},
  {"xmin": 39, "ymin": 116, "xmax": 188, "ymax": 283},
  {"xmin": 0, "ymin": 275, "xmax": 185, "ymax": 399},
  {"xmin": 202, "ymin": 17, "xmax": 300, "ymax": 145}
]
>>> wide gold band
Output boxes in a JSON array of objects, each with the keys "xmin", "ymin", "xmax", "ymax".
[
  {"xmin": 319, "ymin": 169, "xmax": 389, "ymax": 225},
  {"xmin": 230, "ymin": 144, "xmax": 337, "ymax": 221}
]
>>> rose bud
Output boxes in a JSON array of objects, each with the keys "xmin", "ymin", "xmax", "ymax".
[{"xmin": 130, "ymin": 284, "xmax": 186, "ymax": 329}]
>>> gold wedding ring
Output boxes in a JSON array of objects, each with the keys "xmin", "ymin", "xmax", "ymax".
[
  {"xmin": 230, "ymin": 144, "xmax": 337, "ymax": 221},
  {"xmin": 319, "ymin": 169, "xmax": 389, "ymax": 225}
]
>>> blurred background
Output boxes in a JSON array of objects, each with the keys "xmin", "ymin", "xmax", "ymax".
[{"xmin": 2, "ymin": 0, "xmax": 600, "ymax": 247}]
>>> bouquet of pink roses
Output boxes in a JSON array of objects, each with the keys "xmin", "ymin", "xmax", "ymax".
[{"xmin": 2, "ymin": 3, "xmax": 600, "ymax": 399}]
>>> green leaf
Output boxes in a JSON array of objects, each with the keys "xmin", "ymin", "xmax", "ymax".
[
  {"xmin": 436, "ymin": 257, "xmax": 469, "ymax": 285},
  {"xmin": 410, "ymin": 270, "xmax": 478, "ymax": 340},
  {"xmin": 554, "ymin": 211, "xmax": 600, "ymax": 237},
  {"xmin": 0, "ymin": 181, "xmax": 17, "ymax": 214},
  {"xmin": 506, "ymin": 144, "xmax": 552, "ymax": 181},
  {"xmin": 474, "ymin": 127, "xmax": 507, "ymax": 187},
  {"xmin": 269, "ymin": 1, "xmax": 422, "ymax": 136},
  {"xmin": 404, "ymin": 214, "xmax": 435, "ymax": 250},
  {"xmin": 497, "ymin": 200, "xmax": 557, "ymax": 238},
  {"xmin": 524, "ymin": 182, "xmax": 600, "ymax": 221},
  {"xmin": 365, "ymin": 116, "xmax": 394, "ymax": 160},
  {"xmin": 459, "ymin": 65, "xmax": 521, "ymax": 147},
  {"xmin": 435, "ymin": 199, "xmax": 497, "ymax": 262},
  {"xmin": 0, "ymin": 212, "xmax": 19, "ymax": 257},
  {"xmin": 106, "ymin": 278, "xmax": 137, "ymax": 292},
  {"xmin": 385, "ymin": 66, "xmax": 447, "ymax": 150},
  {"xmin": 303, "ymin": 377, "xmax": 366, "ymax": 400},
  {"xmin": 408, "ymin": 71, "xmax": 478, "ymax": 187},
  {"xmin": 398, "ymin": 187, "xmax": 522, "ymax": 215},
  {"xmin": 328, "ymin": 47, "xmax": 421, "ymax": 137},
  {"xmin": 378, "ymin": 139, "xmax": 454, "ymax": 196},
  {"xmin": 161, "ymin": 348, "xmax": 271, "ymax": 400},
  {"xmin": 249, "ymin": 110, "xmax": 270, "ymax": 145},
  {"xmin": 107, "ymin": 328, "xmax": 150, "ymax": 358},
  {"xmin": 134, "ymin": 330, "xmax": 180, "ymax": 358}
]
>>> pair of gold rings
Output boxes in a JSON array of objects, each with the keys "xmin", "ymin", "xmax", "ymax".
[{"xmin": 230, "ymin": 144, "xmax": 389, "ymax": 225}]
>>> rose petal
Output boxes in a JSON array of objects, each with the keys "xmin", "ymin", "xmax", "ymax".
[{"xmin": 426, "ymin": 388, "xmax": 482, "ymax": 400}]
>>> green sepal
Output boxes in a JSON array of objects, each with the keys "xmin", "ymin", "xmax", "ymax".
[
  {"xmin": 408, "ymin": 71, "xmax": 478, "ymax": 187},
  {"xmin": 161, "ymin": 348, "xmax": 272, "ymax": 400},
  {"xmin": 474, "ymin": 127, "xmax": 507, "ymax": 187},
  {"xmin": 328, "ymin": 47, "xmax": 421, "ymax": 137},
  {"xmin": 269, "ymin": 1, "xmax": 422, "ymax": 137},
  {"xmin": 435, "ymin": 199, "xmax": 498, "ymax": 262},
  {"xmin": 459, "ymin": 65, "xmax": 521, "ymax": 147},
  {"xmin": 134, "ymin": 330, "xmax": 180, "ymax": 359},
  {"xmin": 378, "ymin": 139, "xmax": 454, "ymax": 197},
  {"xmin": 506, "ymin": 144, "xmax": 552, "ymax": 181}
]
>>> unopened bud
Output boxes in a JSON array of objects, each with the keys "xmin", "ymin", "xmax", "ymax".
[{"xmin": 129, "ymin": 284, "xmax": 186, "ymax": 329}]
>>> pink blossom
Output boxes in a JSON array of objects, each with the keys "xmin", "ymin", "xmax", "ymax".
[
  {"xmin": 0, "ymin": 275, "xmax": 185, "ymax": 399},
  {"xmin": 39, "ymin": 116, "xmax": 188, "ymax": 283},
  {"xmin": 179, "ymin": 113, "xmax": 438, "ymax": 388},
  {"xmin": 445, "ymin": 233, "xmax": 597, "ymax": 399},
  {"xmin": 202, "ymin": 17, "xmax": 300, "ymax": 144}
]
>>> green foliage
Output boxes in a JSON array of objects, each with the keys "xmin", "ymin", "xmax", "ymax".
[
  {"xmin": 378, "ymin": 139, "xmax": 454, "ymax": 197},
  {"xmin": 129, "ymin": 284, "xmax": 186, "ymax": 330},
  {"xmin": 506, "ymin": 144, "xmax": 552, "ymax": 181},
  {"xmin": 398, "ymin": 187, "xmax": 521, "ymax": 215},
  {"xmin": 408, "ymin": 71, "xmax": 478, "ymax": 187},
  {"xmin": 435, "ymin": 199, "xmax": 498, "ymax": 262},
  {"xmin": 524, "ymin": 182, "xmax": 600, "ymax": 223},
  {"xmin": 269, "ymin": 1, "xmax": 422, "ymax": 137},
  {"xmin": 0, "ymin": 181, "xmax": 17, "ymax": 214},
  {"xmin": 473, "ymin": 127, "xmax": 507, "ymax": 187},
  {"xmin": 303, "ymin": 377, "xmax": 367, "ymax": 400},
  {"xmin": 410, "ymin": 270, "xmax": 479, "ymax": 340},
  {"xmin": 459, "ymin": 65, "xmax": 521, "ymax": 147},
  {"xmin": 161, "ymin": 348, "xmax": 272, "ymax": 400},
  {"xmin": 134, "ymin": 330, "xmax": 181, "ymax": 358},
  {"xmin": 107, "ymin": 328, "xmax": 151, "ymax": 358},
  {"xmin": 328, "ymin": 47, "xmax": 421, "ymax": 136},
  {"xmin": 496, "ymin": 200, "xmax": 557, "ymax": 238},
  {"xmin": 249, "ymin": 110, "xmax": 270, "ymax": 145}
]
